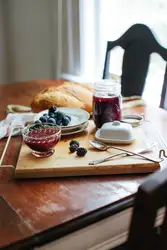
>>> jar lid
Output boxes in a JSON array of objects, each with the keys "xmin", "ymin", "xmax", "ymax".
[{"xmin": 121, "ymin": 114, "xmax": 143, "ymax": 127}]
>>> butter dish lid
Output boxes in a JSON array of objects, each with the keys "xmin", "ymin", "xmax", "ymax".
[{"xmin": 95, "ymin": 121, "xmax": 134, "ymax": 144}]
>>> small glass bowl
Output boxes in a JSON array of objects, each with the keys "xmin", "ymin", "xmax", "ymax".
[{"xmin": 22, "ymin": 123, "xmax": 61, "ymax": 157}]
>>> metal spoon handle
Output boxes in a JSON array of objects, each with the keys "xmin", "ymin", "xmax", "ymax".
[
  {"xmin": 89, "ymin": 147, "xmax": 154, "ymax": 165},
  {"xmin": 107, "ymin": 145, "xmax": 161, "ymax": 163},
  {"xmin": 89, "ymin": 152, "xmax": 126, "ymax": 165}
]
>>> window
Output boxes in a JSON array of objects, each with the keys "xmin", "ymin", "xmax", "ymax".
[{"xmin": 80, "ymin": 0, "xmax": 167, "ymax": 105}]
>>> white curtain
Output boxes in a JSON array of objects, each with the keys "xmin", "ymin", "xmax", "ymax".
[
  {"xmin": 0, "ymin": 0, "xmax": 87, "ymax": 84},
  {"xmin": 56, "ymin": 0, "xmax": 100, "ymax": 82},
  {"xmin": 53, "ymin": 0, "xmax": 81, "ymax": 79}
]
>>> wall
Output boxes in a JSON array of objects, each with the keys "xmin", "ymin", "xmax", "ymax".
[
  {"xmin": 0, "ymin": 0, "xmax": 7, "ymax": 83},
  {"xmin": 0, "ymin": 0, "xmax": 81, "ymax": 84},
  {"xmin": 6, "ymin": 0, "xmax": 53, "ymax": 83}
]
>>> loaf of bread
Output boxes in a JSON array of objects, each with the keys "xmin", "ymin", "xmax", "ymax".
[{"xmin": 31, "ymin": 81, "xmax": 93, "ymax": 113}]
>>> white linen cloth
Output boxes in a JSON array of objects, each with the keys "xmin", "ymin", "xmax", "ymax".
[{"xmin": 0, "ymin": 113, "xmax": 36, "ymax": 139}]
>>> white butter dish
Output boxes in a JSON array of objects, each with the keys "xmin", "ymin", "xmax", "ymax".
[{"xmin": 95, "ymin": 121, "xmax": 134, "ymax": 144}]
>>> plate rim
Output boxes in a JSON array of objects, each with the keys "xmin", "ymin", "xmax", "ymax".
[{"xmin": 61, "ymin": 121, "xmax": 89, "ymax": 136}]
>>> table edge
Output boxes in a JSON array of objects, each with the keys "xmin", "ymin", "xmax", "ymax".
[{"xmin": 2, "ymin": 195, "xmax": 134, "ymax": 250}]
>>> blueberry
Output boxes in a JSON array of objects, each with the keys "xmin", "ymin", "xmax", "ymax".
[
  {"xmin": 43, "ymin": 114, "xmax": 49, "ymax": 120},
  {"xmin": 30, "ymin": 123, "xmax": 43, "ymax": 130},
  {"xmin": 56, "ymin": 119, "xmax": 62, "ymax": 126},
  {"xmin": 43, "ymin": 113, "xmax": 48, "ymax": 117},
  {"xmin": 48, "ymin": 118, "xmax": 56, "ymax": 124},
  {"xmin": 49, "ymin": 113, "xmax": 55, "ymax": 118},
  {"xmin": 53, "ymin": 111, "xmax": 59, "ymax": 117},
  {"xmin": 66, "ymin": 115, "xmax": 71, "ymax": 121},
  {"xmin": 49, "ymin": 106, "xmax": 57, "ymax": 113},
  {"xmin": 39, "ymin": 116, "xmax": 47, "ymax": 123},
  {"xmin": 48, "ymin": 111, "xmax": 54, "ymax": 116},
  {"xmin": 56, "ymin": 111, "xmax": 64, "ymax": 119},
  {"xmin": 62, "ymin": 116, "xmax": 70, "ymax": 126},
  {"xmin": 35, "ymin": 120, "xmax": 41, "ymax": 124}
]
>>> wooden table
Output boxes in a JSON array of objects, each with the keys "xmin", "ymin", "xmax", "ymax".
[{"xmin": 0, "ymin": 80, "xmax": 167, "ymax": 249}]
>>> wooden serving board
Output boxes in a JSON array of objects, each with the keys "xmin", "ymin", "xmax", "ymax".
[{"xmin": 15, "ymin": 121, "xmax": 160, "ymax": 178}]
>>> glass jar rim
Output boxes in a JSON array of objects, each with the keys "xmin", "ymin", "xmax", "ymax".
[
  {"xmin": 94, "ymin": 79, "xmax": 121, "ymax": 93},
  {"xmin": 94, "ymin": 79, "xmax": 120, "ymax": 85},
  {"xmin": 22, "ymin": 123, "xmax": 61, "ymax": 140}
]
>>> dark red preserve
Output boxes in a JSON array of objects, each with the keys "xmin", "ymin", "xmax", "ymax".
[{"xmin": 93, "ymin": 80, "xmax": 122, "ymax": 128}]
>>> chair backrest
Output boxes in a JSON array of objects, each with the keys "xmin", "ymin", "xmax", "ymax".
[
  {"xmin": 127, "ymin": 167, "xmax": 167, "ymax": 250},
  {"xmin": 160, "ymin": 65, "xmax": 167, "ymax": 110},
  {"xmin": 103, "ymin": 23, "xmax": 167, "ymax": 97}
]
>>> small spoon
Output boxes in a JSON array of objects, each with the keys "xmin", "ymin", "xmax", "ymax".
[
  {"xmin": 89, "ymin": 140, "xmax": 162, "ymax": 163},
  {"xmin": 89, "ymin": 143, "xmax": 156, "ymax": 165}
]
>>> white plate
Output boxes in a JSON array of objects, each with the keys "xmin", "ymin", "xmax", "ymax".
[
  {"xmin": 61, "ymin": 121, "xmax": 89, "ymax": 136},
  {"xmin": 34, "ymin": 107, "xmax": 90, "ymax": 130},
  {"xmin": 95, "ymin": 129, "xmax": 134, "ymax": 145}
]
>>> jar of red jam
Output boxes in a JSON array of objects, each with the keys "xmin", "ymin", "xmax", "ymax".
[{"xmin": 93, "ymin": 79, "xmax": 122, "ymax": 128}]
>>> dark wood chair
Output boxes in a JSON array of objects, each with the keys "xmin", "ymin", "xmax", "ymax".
[
  {"xmin": 160, "ymin": 65, "xmax": 167, "ymax": 110},
  {"xmin": 111, "ymin": 167, "xmax": 167, "ymax": 250},
  {"xmin": 103, "ymin": 23, "xmax": 167, "ymax": 97}
]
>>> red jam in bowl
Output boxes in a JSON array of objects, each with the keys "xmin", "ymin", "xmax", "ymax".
[{"xmin": 22, "ymin": 124, "xmax": 61, "ymax": 157}]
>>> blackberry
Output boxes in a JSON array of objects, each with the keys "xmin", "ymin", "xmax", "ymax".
[
  {"xmin": 77, "ymin": 147, "xmax": 87, "ymax": 157},
  {"xmin": 69, "ymin": 144, "xmax": 79, "ymax": 153},
  {"xmin": 69, "ymin": 140, "xmax": 80, "ymax": 147}
]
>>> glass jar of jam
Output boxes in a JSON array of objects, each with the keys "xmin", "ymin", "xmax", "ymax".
[{"xmin": 93, "ymin": 79, "xmax": 122, "ymax": 128}]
